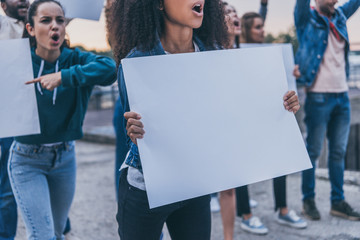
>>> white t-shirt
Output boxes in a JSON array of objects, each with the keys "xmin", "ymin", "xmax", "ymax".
[
  {"xmin": 308, "ymin": 32, "xmax": 348, "ymax": 93},
  {"xmin": 0, "ymin": 15, "xmax": 24, "ymax": 40}
]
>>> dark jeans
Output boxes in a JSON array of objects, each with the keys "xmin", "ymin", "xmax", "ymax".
[
  {"xmin": 0, "ymin": 138, "xmax": 16, "ymax": 240},
  {"xmin": 117, "ymin": 168, "xmax": 211, "ymax": 240},
  {"xmin": 236, "ymin": 176, "xmax": 287, "ymax": 216},
  {"xmin": 302, "ymin": 92, "xmax": 350, "ymax": 203}
]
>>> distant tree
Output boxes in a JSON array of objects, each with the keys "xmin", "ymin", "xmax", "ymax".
[
  {"xmin": 264, "ymin": 26, "xmax": 299, "ymax": 54},
  {"xmin": 264, "ymin": 33, "xmax": 275, "ymax": 44}
]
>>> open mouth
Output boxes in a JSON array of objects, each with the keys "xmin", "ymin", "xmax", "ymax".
[
  {"xmin": 17, "ymin": 5, "xmax": 28, "ymax": 14},
  {"xmin": 192, "ymin": 3, "xmax": 203, "ymax": 14},
  {"xmin": 51, "ymin": 34, "xmax": 60, "ymax": 42},
  {"xmin": 234, "ymin": 20, "xmax": 239, "ymax": 27},
  {"xmin": 17, "ymin": 3, "xmax": 29, "ymax": 11}
]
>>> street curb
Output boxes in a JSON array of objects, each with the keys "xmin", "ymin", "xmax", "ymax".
[
  {"xmin": 316, "ymin": 168, "xmax": 360, "ymax": 186},
  {"xmin": 82, "ymin": 132, "xmax": 115, "ymax": 145}
]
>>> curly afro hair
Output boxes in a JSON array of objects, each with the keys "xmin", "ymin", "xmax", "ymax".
[{"xmin": 107, "ymin": 0, "xmax": 229, "ymax": 64}]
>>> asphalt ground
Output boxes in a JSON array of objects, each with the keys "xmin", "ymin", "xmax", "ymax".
[
  {"xmin": 11, "ymin": 107, "xmax": 360, "ymax": 240},
  {"xmin": 12, "ymin": 140, "xmax": 360, "ymax": 240}
]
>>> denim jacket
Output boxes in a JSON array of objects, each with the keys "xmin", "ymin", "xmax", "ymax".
[
  {"xmin": 117, "ymin": 36, "xmax": 214, "ymax": 172},
  {"xmin": 294, "ymin": 0, "xmax": 360, "ymax": 87}
]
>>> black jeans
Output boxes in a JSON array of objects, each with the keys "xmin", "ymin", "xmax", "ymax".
[
  {"xmin": 117, "ymin": 168, "xmax": 211, "ymax": 240},
  {"xmin": 236, "ymin": 176, "xmax": 287, "ymax": 216}
]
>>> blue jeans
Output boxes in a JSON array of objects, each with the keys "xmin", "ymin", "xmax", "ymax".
[
  {"xmin": 117, "ymin": 168, "xmax": 211, "ymax": 240},
  {"xmin": 302, "ymin": 92, "xmax": 351, "ymax": 203},
  {"xmin": 0, "ymin": 138, "xmax": 16, "ymax": 240},
  {"xmin": 8, "ymin": 141, "xmax": 76, "ymax": 240}
]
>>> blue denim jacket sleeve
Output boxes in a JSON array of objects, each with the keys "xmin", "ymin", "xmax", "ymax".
[
  {"xmin": 259, "ymin": 3, "xmax": 268, "ymax": 21},
  {"xmin": 117, "ymin": 63, "xmax": 141, "ymax": 169},
  {"xmin": 294, "ymin": 0, "xmax": 311, "ymax": 31},
  {"xmin": 338, "ymin": 0, "xmax": 360, "ymax": 19}
]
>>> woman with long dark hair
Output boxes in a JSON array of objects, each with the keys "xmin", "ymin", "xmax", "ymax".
[
  {"xmin": 8, "ymin": 1, "xmax": 116, "ymax": 239},
  {"xmin": 109, "ymin": 0, "xmax": 228, "ymax": 239}
]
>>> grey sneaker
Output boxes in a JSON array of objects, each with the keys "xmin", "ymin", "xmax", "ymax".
[
  {"xmin": 276, "ymin": 210, "xmax": 307, "ymax": 229},
  {"xmin": 302, "ymin": 198, "xmax": 321, "ymax": 220},
  {"xmin": 240, "ymin": 216, "xmax": 268, "ymax": 235},
  {"xmin": 330, "ymin": 200, "xmax": 360, "ymax": 221}
]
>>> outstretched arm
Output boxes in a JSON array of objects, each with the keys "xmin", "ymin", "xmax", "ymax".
[
  {"xmin": 338, "ymin": 0, "xmax": 360, "ymax": 19},
  {"xmin": 294, "ymin": 0, "xmax": 311, "ymax": 30},
  {"xmin": 259, "ymin": 0, "xmax": 268, "ymax": 22},
  {"xmin": 61, "ymin": 50, "xmax": 116, "ymax": 88}
]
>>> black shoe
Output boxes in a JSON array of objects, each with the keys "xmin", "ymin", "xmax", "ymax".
[
  {"xmin": 331, "ymin": 200, "xmax": 360, "ymax": 221},
  {"xmin": 302, "ymin": 198, "xmax": 321, "ymax": 220},
  {"xmin": 63, "ymin": 218, "xmax": 71, "ymax": 235}
]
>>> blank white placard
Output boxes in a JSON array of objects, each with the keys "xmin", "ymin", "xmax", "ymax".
[
  {"xmin": 59, "ymin": 0, "xmax": 104, "ymax": 21},
  {"xmin": 0, "ymin": 38, "xmax": 40, "ymax": 138},
  {"xmin": 241, "ymin": 43, "xmax": 297, "ymax": 92},
  {"xmin": 122, "ymin": 46, "xmax": 311, "ymax": 208}
]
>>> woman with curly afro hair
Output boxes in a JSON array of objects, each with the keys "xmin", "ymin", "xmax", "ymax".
[{"xmin": 108, "ymin": 0, "xmax": 228, "ymax": 239}]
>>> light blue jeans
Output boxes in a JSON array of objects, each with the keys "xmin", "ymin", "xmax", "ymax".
[
  {"xmin": 302, "ymin": 92, "xmax": 351, "ymax": 203},
  {"xmin": 8, "ymin": 141, "xmax": 76, "ymax": 240}
]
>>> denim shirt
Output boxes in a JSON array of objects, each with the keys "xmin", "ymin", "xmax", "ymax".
[
  {"xmin": 294, "ymin": 0, "xmax": 360, "ymax": 87},
  {"xmin": 117, "ymin": 36, "xmax": 214, "ymax": 172}
]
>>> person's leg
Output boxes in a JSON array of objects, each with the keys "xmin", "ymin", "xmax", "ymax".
[
  {"xmin": 219, "ymin": 189, "xmax": 235, "ymax": 240},
  {"xmin": 116, "ymin": 168, "xmax": 172, "ymax": 240},
  {"xmin": 236, "ymin": 185, "xmax": 267, "ymax": 234},
  {"xmin": 274, "ymin": 176, "xmax": 307, "ymax": 228},
  {"xmin": 166, "ymin": 195, "xmax": 211, "ymax": 240},
  {"xmin": 273, "ymin": 176, "xmax": 287, "ymax": 213},
  {"xmin": 235, "ymin": 185, "xmax": 251, "ymax": 217},
  {"xmin": 302, "ymin": 93, "xmax": 331, "ymax": 201},
  {"xmin": 327, "ymin": 95, "xmax": 360, "ymax": 220},
  {"xmin": 8, "ymin": 142, "xmax": 56, "ymax": 240},
  {"xmin": 48, "ymin": 142, "xmax": 76, "ymax": 240},
  {"xmin": 326, "ymin": 93, "xmax": 350, "ymax": 203},
  {"xmin": 0, "ymin": 138, "xmax": 17, "ymax": 240}
]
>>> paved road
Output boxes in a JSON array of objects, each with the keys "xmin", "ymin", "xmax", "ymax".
[{"xmin": 15, "ymin": 141, "xmax": 360, "ymax": 240}]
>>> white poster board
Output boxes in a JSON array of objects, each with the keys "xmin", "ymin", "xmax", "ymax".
[
  {"xmin": 59, "ymin": 0, "xmax": 104, "ymax": 21},
  {"xmin": 0, "ymin": 39, "xmax": 40, "ymax": 138},
  {"xmin": 241, "ymin": 43, "xmax": 297, "ymax": 92},
  {"xmin": 122, "ymin": 47, "xmax": 311, "ymax": 208}
]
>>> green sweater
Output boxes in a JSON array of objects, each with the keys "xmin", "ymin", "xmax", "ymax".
[{"xmin": 16, "ymin": 47, "xmax": 116, "ymax": 144}]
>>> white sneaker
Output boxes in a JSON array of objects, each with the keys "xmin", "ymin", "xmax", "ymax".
[
  {"xmin": 210, "ymin": 196, "xmax": 220, "ymax": 212},
  {"xmin": 249, "ymin": 199, "xmax": 258, "ymax": 208},
  {"xmin": 240, "ymin": 216, "xmax": 268, "ymax": 235},
  {"xmin": 276, "ymin": 210, "xmax": 307, "ymax": 229}
]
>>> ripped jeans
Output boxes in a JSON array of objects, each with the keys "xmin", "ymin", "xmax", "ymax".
[{"xmin": 8, "ymin": 141, "xmax": 76, "ymax": 240}]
